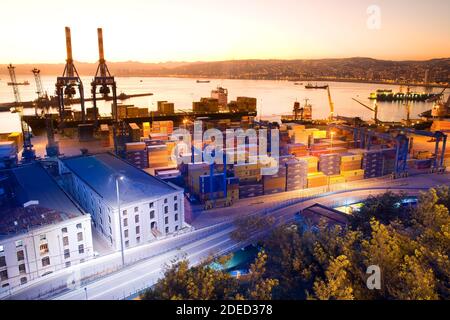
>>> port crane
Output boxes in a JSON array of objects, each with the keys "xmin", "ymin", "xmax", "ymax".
[
  {"xmin": 91, "ymin": 28, "xmax": 118, "ymax": 128},
  {"xmin": 352, "ymin": 97, "xmax": 380, "ymax": 124},
  {"xmin": 55, "ymin": 27, "xmax": 86, "ymax": 128},
  {"xmin": 7, "ymin": 64, "xmax": 36, "ymax": 163},
  {"xmin": 326, "ymin": 86, "xmax": 335, "ymax": 121},
  {"xmin": 32, "ymin": 68, "xmax": 46, "ymax": 100}
]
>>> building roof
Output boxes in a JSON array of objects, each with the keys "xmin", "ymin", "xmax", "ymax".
[
  {"xmin": 60, "ymin": 153, "xmax": 179, "ymax": 207},
  {"xmin": 300, "ymin": 203, "xmax": 348, "ymax": 226},
  {"xmin": 0, "ymin": 162, "xmax": 85, "ymax": 240}
]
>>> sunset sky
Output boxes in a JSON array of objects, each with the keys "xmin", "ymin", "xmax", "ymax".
[{"xmin": 1, "ymin": 0, "xmax": 449, "ymax": 63}]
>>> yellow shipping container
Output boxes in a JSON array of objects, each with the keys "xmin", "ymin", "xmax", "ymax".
[
  {"xmin": 341, "ymin": 154, "xmax": 363, "ymax": 162},
  {"xmin": 327, "ymin": 175, "xmax": 346, "ymax": 184},
  {"xmin": 312, "ymin": 130, "xmax": 327, "ymax": 139}
]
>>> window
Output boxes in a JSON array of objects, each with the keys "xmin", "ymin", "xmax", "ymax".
[
  {"xmin": 150, "ymin": 211, "xmax": 155, "ymax": 220},
  {"xmin": 125, "ymin": 241, "xmax": 129, "ymax": 248},
  {"xmin": 17, "ymin": 250, "xmax": 24, "ymax": 261},
  {"xmin": 151, "ymin": 222, "xmax": 157, "ymax": 230},
  {"xmin": 64, "ymin": 249, "xmax": 70, "ymax": 259},
  {"xmin": 174, "ymin": 203, "xmax": 178, "ymax": 211},
  {"xmin": 164, "ymin": 206, "xmax": 169, "ymax": 214},
  {"xmin": 40, "ymin": 243, "xmax": 49, "ymax": 255},
  {"xmin": 63, "ymin": 236, "xmax": 69, "ymax": 246},
  {"xmin": 15, "ymin": 240, "xmax": 23, "ymax": 248},
  {"xmin": 135, "ymin": 215, "xmax": 140, "ymax": 223},
  {"xmin": 124, "ymin": 230, "xmax": 129, "ymax": 238},
  {"xmin": 175, "ymin": 226, "xmax": 179, "ymax": 231},
  {"xmin": 123, "ymin": 218, "xmax": 128, "ymax": 227},
  {"xmin": 175, "ymin": 214, "xmax": 179, "ymax": 222},
  {"xmin": 134, "ymin": 207, "xmax": 138, "ymax": 213},
  {"xmin": 136, "ymin": 237, "xmax": 140, "ymax": 244},
  {"xmin": 77, "ymin": 232, "xmax": 83, "ymax": 242},
  {"xmin": 149, "ymin": 202, "xmax": 154, "ymax": 208},
  {"xmin": 65, "ymin": 262, "xmax": 71, "ymax": 268},
  {"xmin": 0, "ymin": 256, "xmax": 6, "ymax": 268},
  {"xmin": 61, "ymin": 227, "xmax": 68, "ymax": 233},
  {"xmin": 78, "ymin": 245, "xmax": 84, "ymax": 254},
  {"xmin": 165, "ymin": 217, "xmax": 169, "ymax": 225},
  {"xmin": 109, "ymin": 227, "xmax": 112, "ymax": 235},
  {"xmin": 136, "ymin": 226, "xmax": 140, "ymax": 234},
  {"xmin": 20, "ymin": 277, "xmax": 27, "ymax": 285},
  {"xmin": 41, "ymin": 257, "xmax": 50, "ymax": 267},
  {"xmin": 100, "ymin": 217, "xmax": 103, "ymax": 225},
  {"xmin": 123, "ymin": 210, "xmax": 127, "ymax": 216},
  {"xmin": 18, "ymin": 264, "xmax": 26, "ymax": 274},
  {"xmin": 76, "ymin": 223, "xmax": 82, "ymax": 229},
  {"xmin": 174, "ymin": 196, "xmax": 178, "ymax": 201},
  {"xmin": 40, "ymin": 234, "xmax": 47, "ymax": 241},
  {"xmin": 165, "ymin": 227, "xmax": 169, "ymax": 234},
  {"xmin": 164, "ymin": 198, "xmax": 168, "ymax": 204},
  {"xmin": 0, "ymin": 270, "xmax": 8, "ymax": 281},
  {"xmin": 108, "ymin": 216, "xmax": 111, "ymax": 223},
  {"xmin": 1, "ymin": 283, "xmax": 9, "ymax": 288}
]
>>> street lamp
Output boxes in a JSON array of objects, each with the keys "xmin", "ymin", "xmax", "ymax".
[{"xmin": 115, "ymin": 175, "xmax": 125, "ymax": 267}]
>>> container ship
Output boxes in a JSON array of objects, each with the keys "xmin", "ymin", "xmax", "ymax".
[{"xmin": 369, "ymin": 88, "xmax": 437, "ymax": 102}]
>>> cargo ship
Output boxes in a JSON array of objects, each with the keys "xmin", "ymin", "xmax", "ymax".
[
  {"xmin": 305, "ymin": 83, "xmax": 328, "ymax": 89},
  {"xmin": 369, "ymin": 88, "xmax": 437, "ymax": 102},
  {"xmin": 196, "ymin": 80, "xmax": 211, "ymax": 83},
  {"xmin": 7, "ymin": 80, "xmax": 30, "ymax": 86}
]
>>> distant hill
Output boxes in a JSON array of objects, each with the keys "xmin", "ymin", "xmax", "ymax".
[{"xmin": 1, "ymin": 58, "xmax": 449, "ymax": 84}]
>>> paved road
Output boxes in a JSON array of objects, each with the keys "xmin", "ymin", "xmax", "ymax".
[
  {"xmin": 53, "ymin": 187, "xmax": 427, "ymax": 300},
  {"xmin": 5, "ymin": 172, "xmax": 448, "ymax": 300}
]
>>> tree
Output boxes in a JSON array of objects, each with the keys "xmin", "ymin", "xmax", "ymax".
[
  {"xmin": 246, "ymin": 251, "xmax": 279, "ymax": 300},
  {"xmin": 312, "ymin": 255, "xmax": 355, "ymax": 300}
]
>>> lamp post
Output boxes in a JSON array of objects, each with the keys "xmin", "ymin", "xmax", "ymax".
[{"xmin": 115, "ymin": 176, "xmax": 125, "ymax": 267}]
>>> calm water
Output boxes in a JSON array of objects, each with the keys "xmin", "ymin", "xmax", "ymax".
[{"xmin": 0, "ymin": 75, "xmax": 440, "ymax": 126}]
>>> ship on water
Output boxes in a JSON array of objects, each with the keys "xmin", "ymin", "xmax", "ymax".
[
  {"xmin": 7, "ymin": 80, "xmax": 30, "ymax": 86},
  {"xmin": 369, "ymin": 87, "xmax": 437, "ymax": 102},
  {"xmin": 196, "ymin": 80, "xmax": 210, "ymax": 83},
  {"xmin": 305, "ymin": 83, "xmax": 328, "ymax": 89}
]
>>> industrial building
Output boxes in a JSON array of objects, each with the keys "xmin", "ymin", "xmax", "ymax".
[
  {"xmin": 0, "ymin": 162, "xmax": 93, "ymax": 292},
  {"xmin": 58, "ymin": 153, "xmax": 185, "ymax": 251}
]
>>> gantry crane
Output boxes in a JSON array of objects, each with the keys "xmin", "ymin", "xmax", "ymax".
[
  {"xmin": 32, "ymin": 68, "xmax": 46, "ymax": 99},
  {"xmin": 55, "ymin": 27, "xmax": 86, "ymax": 128},
  {"xmin": 7, "ymin": 64, "xmax": 36, "ymax": 163},
  {"xmin": 91, "ymin": 28, "xmax": 118, "ymax": 127}
]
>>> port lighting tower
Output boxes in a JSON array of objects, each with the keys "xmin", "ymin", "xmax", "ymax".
[
  {"xmin": 7, "ymin": 64, "xmax": 36, "ymax": 163},
  {"xmin": 55, "ymin": 27, "xmax": 86, "ymax": 128},
  {"xmin": 91, "ymin": 28, "xmax": 118, "ymax": 127}
]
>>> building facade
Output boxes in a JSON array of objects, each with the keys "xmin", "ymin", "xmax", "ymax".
[
  {"xmin": 58, "ymin": 153, "xmax": 186, "ymax": 251},
  {"xmin": 0, "ymin": 163, "xmax": 93, "ymax": 293}
]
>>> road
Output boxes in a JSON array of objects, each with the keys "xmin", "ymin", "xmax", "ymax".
[
  {"xmin": 5, "ymin": 172, "xmax": 449, "ymax": 300},
  {"xmin": 53, "ymin": 187, "xmax": 428, "ymax": 300}
]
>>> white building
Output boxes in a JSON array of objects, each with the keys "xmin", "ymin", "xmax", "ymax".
[
  {"xmin": 58, "ymin": 153, "xmax": 186, "ymax": 251},
  {"xmin": 0, "ymin": 163, "xmax": 93, "ymax": 292}
]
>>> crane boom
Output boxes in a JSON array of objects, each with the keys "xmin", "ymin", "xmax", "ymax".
[
  {"xmin": 326, "ymin": 85, "xmax": 334, "ymax": 121},
  {"xmin": 352, "ymin": 97, "xmax": 379, "ymax": 124}
]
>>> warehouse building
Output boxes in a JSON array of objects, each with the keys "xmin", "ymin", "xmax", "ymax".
[
  {"xmin": 58, "ymin": 153, "xmax": 185, "ymax": 251},
  {"xmin": 0, "ymin": 162, "xmax": 93, "ymax": 292}
]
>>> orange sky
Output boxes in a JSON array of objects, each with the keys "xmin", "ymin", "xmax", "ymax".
[{"xmin": 1, "ymin": 0, "xmax": 449, "ymax": 63}]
